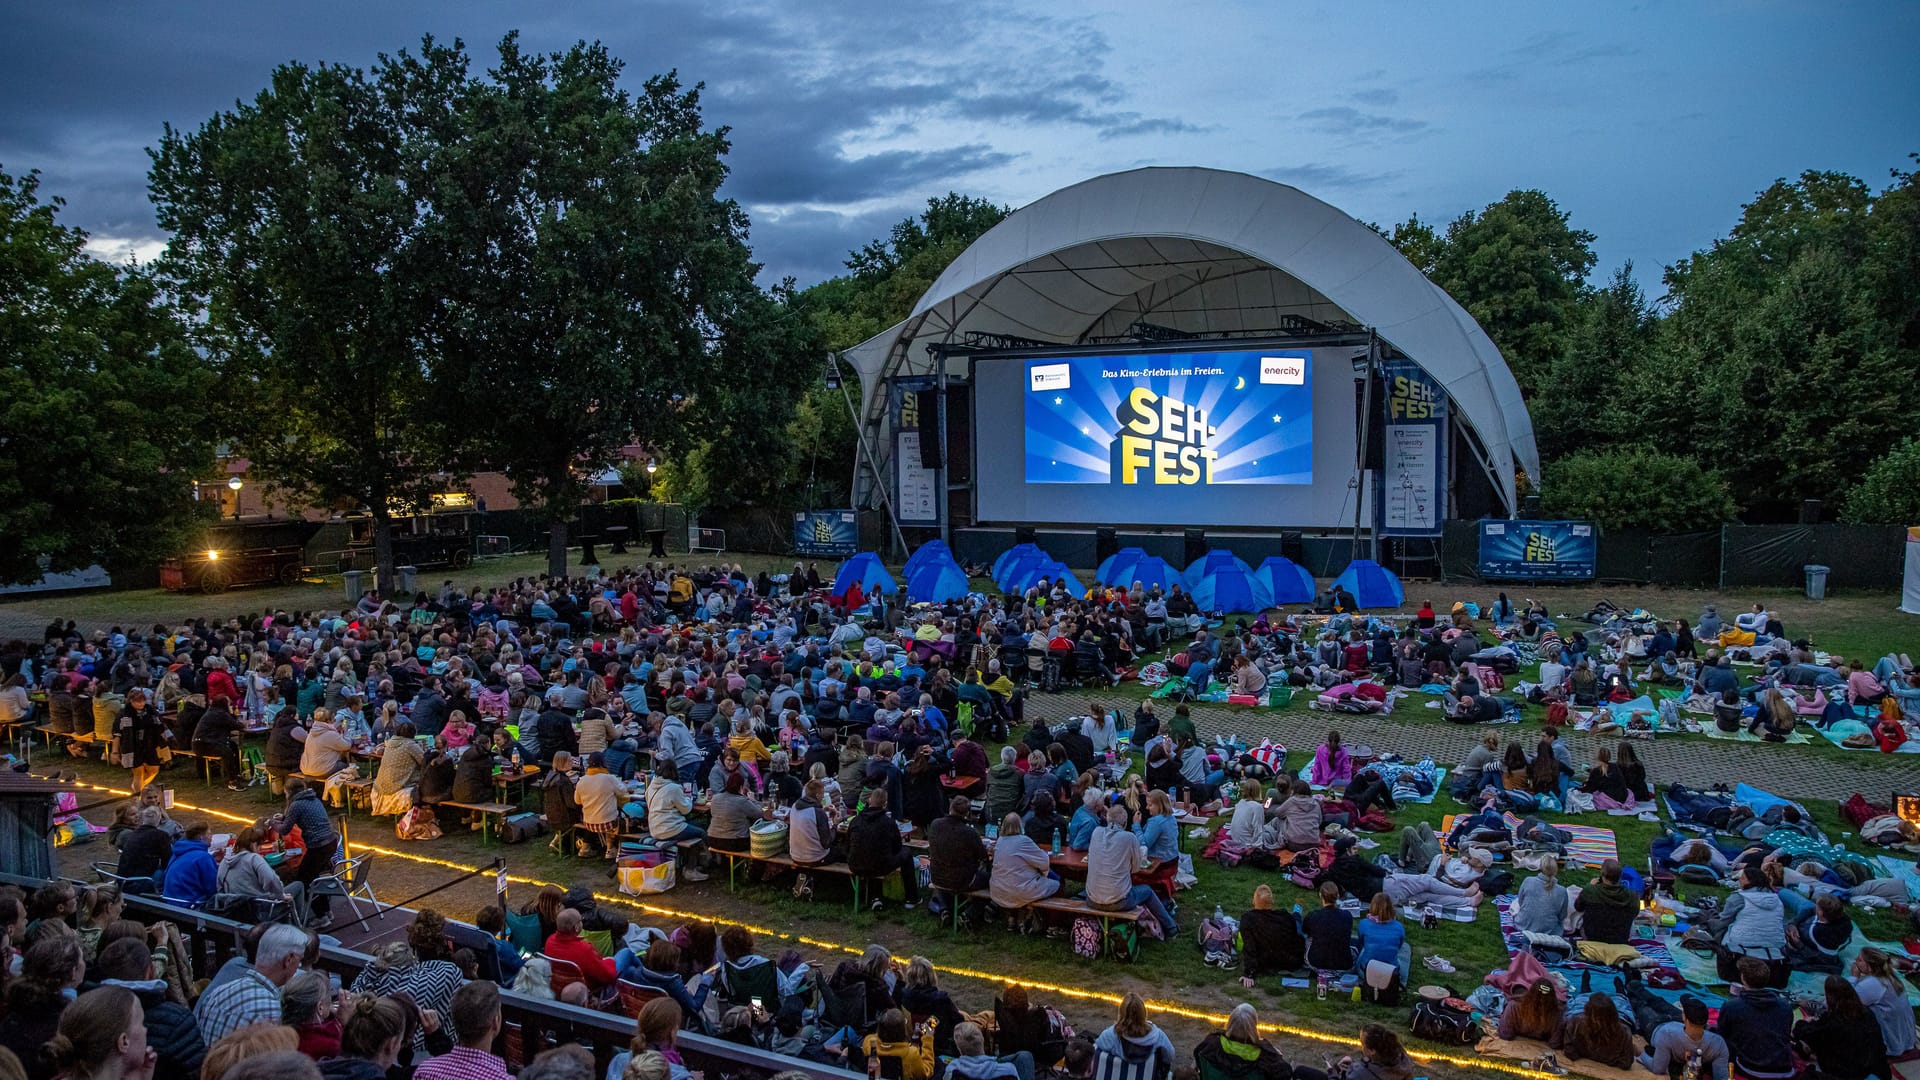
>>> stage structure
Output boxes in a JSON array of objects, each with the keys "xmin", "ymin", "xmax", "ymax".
[{"xmin": 838, "ymin": 167, "xmax": 1538, "ymax": 573}]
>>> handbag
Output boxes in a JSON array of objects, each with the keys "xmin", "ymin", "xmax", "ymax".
[{"xmin": 617, "ymin": 852, "xmax": 678, "ymax": 895}]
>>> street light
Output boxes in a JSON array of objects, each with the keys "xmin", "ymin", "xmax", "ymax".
[
  {"xmin": 227, "ymin": 475, "xmax": 243, "ymax": 520},
  {"xmin": 645, "ymin": 458, "xmax": 658, "ymax": 475}
]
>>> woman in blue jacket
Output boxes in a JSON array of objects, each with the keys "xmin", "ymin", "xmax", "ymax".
[{"xmin": 1354, "ymin": 892, "xmax": 1406, "ymax": 977}]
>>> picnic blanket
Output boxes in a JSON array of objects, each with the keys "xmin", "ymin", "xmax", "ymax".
[
  {"xmin": 1873, "ymin": 855, "xmax": 1920, "ymax": 901},
  {"xmin": 1699, "ymin": 722, "xmax": 1811, "ymax": 745},
  {"xmin": 1666, "ymin": 925, "xmax": 1920, "ymax": 1005},
  {"xmin": 1491, "ymin": 893, "xmax": 1685, "ymax": 986},
  {"xmin": 1479, "ymin": 811, "xmax": 1617, "ymax": 867},
  {"xmin": 1814, "ymin": 718, "xmax": 1920, "ymax": 753}
]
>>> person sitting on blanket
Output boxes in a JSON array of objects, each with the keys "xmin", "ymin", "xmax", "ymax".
[
  {"xmin": 1448, "ymin": 691, "xmax": 1507, "ymax": 724},
  {"xmin": 1576, "ymin": 747, "xmax": 1635, "ymax": 811},
  {"xmin": 1236, "ymin": 885, "xmax": 1307, "ymax": 986},
  {"xmin": 1449, "ymin": 734, "xmax": 1503, "ymax": 801},
  {"xmin": 1573, "ymin": 859, "xmax": 1638, "ymax": 947},
  {"xmin": 1511, "ymin": 855, "xmax": 1570, "ymax": 936},
  {"xmin": 1784, "ymin": 893, "xmax": 1853, "ymax": 973},
  {"xmin": 1716, "ymin": 956, "xmax": 1796, "ymax": 1080},
  {"xmin": 1568, "ymin": 661, "xmax": 1600, "ymax": 706},
  {"xmin": 1226, "ymin": 780, "xmax": 1281, "ymax": 852},
  {"xmin": 1748, "ymin": 688, "xmax": 1798, "ymax": 742},
  {"xmin": 1550, "ymin": 990, "xmax": 1638, "ymax": 1071},
  {"xmin": 1708, "ymin": 864, "xmax": 1789, "ymax": 987},
  {"xmin": 1274, "ymin": 780, "xmax": 1323, "ymax": 852},
  {"xmin": 1497, "ymin": 979, "xmax": 1565, "ymax": 1041},
  {"xmin": 1637, "ymin": 996, "xmax": 1730, "ymax": 1080},
  {"xmin": 1308, "ymin": 731, "xmax": 1352, "ymax": 787}
]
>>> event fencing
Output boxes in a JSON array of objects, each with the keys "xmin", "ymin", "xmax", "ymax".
[{"xmin": 1440, "ymin": 521, "xmax": 1907, "ymax": 589}]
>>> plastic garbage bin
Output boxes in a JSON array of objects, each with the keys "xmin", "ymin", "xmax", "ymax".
[
  {"xmin": 1803, "ymin": 564, "xmax": 1830, "ymax": 600},
  {"xmin": 396, "ymin": 565, "xmax": 417, "ymax": 594},
  {"xmin": 343, "ymin": 570, "xmax": 366, "ymax": 604}
]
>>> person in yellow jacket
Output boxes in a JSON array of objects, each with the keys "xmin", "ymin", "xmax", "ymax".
[{"xmin": 861, "ymin": 1009, "xmax": 936, "ymax": 1080}]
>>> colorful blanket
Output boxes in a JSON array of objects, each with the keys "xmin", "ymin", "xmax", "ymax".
[
  {"xmin": 1293, "ymin": 762, "xmax": 1448, "ymax": 803},
  {"xmin": 1699, "ymin": 722, "xmax": 1811, "ymax": 745}
]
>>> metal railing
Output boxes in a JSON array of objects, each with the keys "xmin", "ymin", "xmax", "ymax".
[{"xmin": 12, "ymin": 872, "xmax": 856, "ymax": 1080}]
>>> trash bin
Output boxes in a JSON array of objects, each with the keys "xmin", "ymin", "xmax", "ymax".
[
  {"xmin": 1803, "ymin": 564, "xmax": 1830, "ymax": 600},
  {"xmin": 396, "ymin": 565, "xmax": 417, "ymax": 594},
  {"xmin": 343, "ymin": 570, "xmax": 366, "ymax": 604}
]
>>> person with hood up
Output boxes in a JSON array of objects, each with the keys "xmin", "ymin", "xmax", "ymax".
[
  {"xmin": 1192, "ymin": 1004, "xmax": 1313, "ymax": 1080},
  {"xmin": 282, "ymin": 777, "xmax": 341, "ymax": 924},
  {"xmin": 115, "ymin": 806, "xmax": 173, "ymax": 890},
  {"xmin": 653, "ymin": 710, "xmax": 705, "ymax": 793},
  {"xmin": 94, "ymin": 936, "xmax": 205, "ymax": 1078},
  {"xmin": 1343, "ymin": 1024, "xmax": 1414, "ymax": 1080},
  {"xmin": 946, "ymin": 1020, "xmax": 1034, "ymax": 1080},
  {"xmin": 984, "ymin": 747, "xmax": 1024, "ymax": 824},
  {"xmin": 1093, "ymin": 993, "xmax": 1173, "ymax": 1080},
  {"xmin": 1709, "ymin": 864, "xmax": 1787, "ymax": 986},
  {"xmin": 848, "ymin": 787, "xmax": 918, "ymax": 910},
  {"xmin": 1714, "ymin": 956, "xmax": 1795, "ymax": 1080},
  {"xmin": 263, "ymin": 706, "xmax": 308, "ymax": 795},
  {"xmin": 162, "ymin": 822, "xmax": 218, "ymax": 906},
  {"xmin": 299, "ymin": 711, "xmax": 353, "ymax": 778}
]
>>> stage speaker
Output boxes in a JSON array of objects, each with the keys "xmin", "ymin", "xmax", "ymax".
[
  {"xmin": 1095, "ymin": 528, "xmax": 1118, "ymax": 566},
  {"xmin": 1015, "ymin": 527, "xmax": 1037, "ymax": 547},
  {"xmin": 944, "ymin": 386, "xmax": 972, "ymax": 483},
  {"xmin": 1521, "ymin": 495, "xmax": 1543, "ymax": 518},
  {"xmin": 1357, "ymin": 374, "xmax": 1386, "ymax": 471},
  {"xmin": 1184, "ymin": 529, "xmax": 1207, "ymax": 567},
  {"xmin": 916, "ymin": 389, "xmax": 941, "ymax": 468},
  {"xmin": 1281, "ymin": 531, "xmax": 1306, "ymax": 564},
  {"xmin": 1800, "ymin": 499, "xmax": 1822, "ymax": 524}
]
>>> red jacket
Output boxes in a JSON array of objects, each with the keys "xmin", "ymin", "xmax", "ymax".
[
  {"xmin": 543, "ymin": 930, "xmax": 617, "ymax": 988},
  {"xmin": 205, "ymin": 669, "xmax": 240, "ymax": 705}
]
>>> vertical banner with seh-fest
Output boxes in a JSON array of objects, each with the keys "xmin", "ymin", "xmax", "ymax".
[
  {"xmin": 1378, "ymin": 358, "xmax": 1447, "ymax": 536},
  {"xmin": 891, "ymin": 376, "xmax": 938, "ymax": 524}
]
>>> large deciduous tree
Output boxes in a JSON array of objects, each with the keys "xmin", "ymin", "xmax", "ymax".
[
  {"xmin": 0, "ymin": 168, "xmax": 216, "ymax": 584},
  {"xmin": 432, "ymin": 37, "xmax": 821, "ymax": 576}
]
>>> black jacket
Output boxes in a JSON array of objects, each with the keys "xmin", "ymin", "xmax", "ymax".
[
  {"xmin": 1239, "ymin": 908, "xmax": 1307, "ymax": 976},
  {"xmin": 1194, "ymin": 1033, "xmax": 1295, "ymax": 1080},
  {"xmin": 0, "ymin": 985, "xmax": 65, "ymax": 1080},
  {"xmin": 1057, "ymin": 729, "xmax": 1095, "ymax": 773},
  {"xmin": 1793, "ymin": 1009, "xmax": 1888, "ymax": 1080},
  {"xmin": 846, "ymin": 807, "xmax": 904, "ymax": 877},
  {"xmin": 418, "ymin": 754, "xmax": 457, "ymax": 804},
  {"xmin": 265, "ymin": 712, "xmax": 306, "ymax": 771},
  {"xmin": 927, "ymin": 814, "xmax": 987, "ymax": 892},
  {"xmin": 1315, "ymin": 854, "xmax": 1386, "ymax": 901},
  {"xmin": 1575, "ymin": 881, "xmax": 1638, "ymax": 945},
  {"xmin": 190, "ymin": 701, "xmax": 244, "ymax": 746},
  {"xmin": 536, "ymin": 708, "xmax": 578, "ymax": 760},
  {"xmin": 318, "ymin": 1058, "xmax": 388, "ymax": 1080},
  {"xmin": 451, "ymin": 750, "xmax": 497, "ymax": 804},
  {"xmin": 117, "ymin": 823, "xmax": 173, "ymax": 881},
  {"xmin": 106, "ymin": 978, "xmax": 205, "ymax": 1078}
]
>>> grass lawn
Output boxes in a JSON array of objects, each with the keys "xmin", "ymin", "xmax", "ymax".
[{"xmin": 24, "ymin": 556, "xmax": 1920, "ymax": 1078}]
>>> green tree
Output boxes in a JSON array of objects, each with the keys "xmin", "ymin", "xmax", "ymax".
[
  {"xmin": 148, "ymin": 40, "xmax": 478, "ymax": 592},
  {"xmin": 1426, "ymin": 190, "xmax": 1597, "ymax": 394},
  {"xmin": 431, "ymin": 36, "xmax": 820, "ymax": 576},
  {"xmin": 1539, "ymin": 449, "xmax": 1737, "ymax": 531},
  {"xmin": 1660, "ymin": 166, "xmax": 1914, "ymax": 514},
  {"xmin": 0, "ymin": 168, "xmax": 216, "ymax": 584},
  {"xmin": 1529, "ymin": 265, "xmax": 1659, "ymax": 461},
  {"xmin": 1841, "ymin": 437, "xmax": 1920, "ymax": 524}
]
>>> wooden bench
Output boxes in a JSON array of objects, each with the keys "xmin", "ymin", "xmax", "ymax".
[
  {"xmin": 35, "ymin": 725, "xmax": 96, "ymax": 754},
  {"xmin": 952, "ymin": 889, "xmax": 1149, "ymax": 944},
  {"xmin": 442, "ymin": 801, "xmax": 517, "ymax": 844}
]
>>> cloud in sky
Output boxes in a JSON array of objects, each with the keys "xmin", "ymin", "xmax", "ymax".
[{"xmin": 0, "ymin": 1, "xmax": 1914, "ymax": 291}]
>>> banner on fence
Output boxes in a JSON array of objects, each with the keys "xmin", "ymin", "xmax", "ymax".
[
  {"xmin": 793, "ymin": 510, "xmax": 858, "ymax": 557},
  {"xmin": 1478, "ymin": 519, "xmax": 1597, "ymax": 580},
  {"xmin": 1378, "ymin": 359, "xmax": 1446, "ymax": 537}
]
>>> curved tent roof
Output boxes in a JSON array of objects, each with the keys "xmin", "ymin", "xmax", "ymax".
[
  {"xmin": 905, "ymin": 540, "xmax": 955, "ymax": 578},
  {"xmin": 831, "ymin": 552, "xmax": 898, "ymax": 597},
  {"xmin": 843, "ymin": 167, "xmax": 1537, "ymax": 513},
  {"xmin": 1095, "ymin": 547, "xmax": 1148, "ymax": 587},
  {"xmin": 906, "ymin": 561, "xmax": 970, "ymax": 604},
  {"xmin": 1254, "ymin": 556, "xmax": 1316, "ymax": 605}
]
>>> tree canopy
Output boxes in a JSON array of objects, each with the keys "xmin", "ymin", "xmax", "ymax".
[{"xmin": 0, "ymin": 168, "xmax": 215, "ymax": 585}]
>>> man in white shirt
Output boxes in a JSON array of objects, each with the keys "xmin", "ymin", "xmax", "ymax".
[{"xmin": 1084, "ymin": 806, "xmax": 1175, "ymax": 936}]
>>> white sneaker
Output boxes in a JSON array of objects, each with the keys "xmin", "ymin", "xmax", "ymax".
[{"xmin": 681, "ymin": 866, "xmax": 709, "ymax": 882}]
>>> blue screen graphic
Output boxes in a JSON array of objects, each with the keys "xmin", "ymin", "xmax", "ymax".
[{"xmin": 1023, "ymin": 351, "xmax": 1315, "ymax": 486}]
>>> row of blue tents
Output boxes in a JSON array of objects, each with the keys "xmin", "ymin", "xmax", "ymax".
[{"xmin": 831, "ymin": 541, "xmax": 1405, "ymax": 610}]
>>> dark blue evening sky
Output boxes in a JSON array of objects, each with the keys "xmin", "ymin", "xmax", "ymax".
[{"xmin": 3, "ymin": 1, "xmax": 1914, "ymax": 290}]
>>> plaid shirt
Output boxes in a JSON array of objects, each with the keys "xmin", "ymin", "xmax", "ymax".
[
  {"xmin": 194, "ymin": 967, "xmax": 280, "ymax": 1044},
  {"xmin": 415, "ymin": 1046, "xmax": 512, "ymax": 1080}
]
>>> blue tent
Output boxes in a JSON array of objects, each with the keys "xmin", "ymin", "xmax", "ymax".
[
  {"xmin": 1184, "ymin": 549, "xmax": 1254, "ymax": 587},
  {"xmin": 991, "ymin": 543, "xmax": 1043, "ymax": 581},
  {"xmin": 1254, "ymin": 556, "xmax": 1316, "ymax": 605},
  {"xmin": 1188, "ymin": 565, "xmax": 1274, "ymax": 613},
  {"xmin": 905, "ymin": 540, "xmax": 954, "ymax": 578},
  {"xmin": 994, "ymin": 550, "xmax": 1052, "ymax": 593},
  {"xmin": 1118, "ymin": 555, "xmax": 1184, "ymax": 594},
  {"xmin": 906, "ymin": 561, "xmax": 970, "ymax": 604},
  {"xmin": 831, "ymin": 551, "xmax": 898, "ymax": 597},
  {"xmin": 1332, "ymin": 559, "xmax": 1405, "ymax": 609},
  {"xmin": 1005, "ymin": 559, "xmax": 1088, "ymax": 599},
  {"xmin": 1094, "ymin": 547, "xmax": 1148, "ymax": 587}
]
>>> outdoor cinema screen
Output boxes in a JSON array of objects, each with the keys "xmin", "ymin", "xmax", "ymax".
[{"xmin": 973, "ymin": 346, "xmax": 1364, "ymax": 528}]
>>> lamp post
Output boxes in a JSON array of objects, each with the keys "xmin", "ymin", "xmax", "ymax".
[
  {"xmin": 227, "ymin": 475, "xmax": 243, "ymax": 520},
  {"xmin": 645, "ymin": 458, "xmax": 658, "ymax": 475}
]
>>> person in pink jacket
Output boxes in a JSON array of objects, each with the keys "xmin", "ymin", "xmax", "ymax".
[{"xmin": 1309, "ymin": 730, "xmax": 1353, "ymax": 786}]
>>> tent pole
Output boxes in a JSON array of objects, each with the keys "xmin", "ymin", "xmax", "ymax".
[
  {"xmin": 1351, "ymin": 333, "xmax": 1379, "ymax": 564},
  {"xmin": 832, "ymin": 352, "xmax": 909, "ymax": 558}
]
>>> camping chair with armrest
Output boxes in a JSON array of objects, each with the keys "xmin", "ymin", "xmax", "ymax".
[
  {"xmin": 309, "ymin": 851, "xmax": 383, "ymax": 923},
  {"xmin": 817, "ymin": 975, "xmax": 870, "ymax": 1035},
  {"xmin": 720, "ymin": 957, "xmax": 781, "ymax": 1011},
  {"xmin": 1093, "ymin": 1040, "xmax": 1171, "ymax": 1080},
  {"xmin": 616, "ymin": 979, "xmax": 666, "ymax": 1016},
  {"xmin": 543, "ymin": 953, "xmax": 587, "ymax": 998},
  {"xmin": 503, "ymin": 907, "xmax": 545, "ymax": 957},
  {"xmin": 581, "ymin": 929, "xmax": 615, "ymax": 957},
  {"xmin": 91, "ymin": 861, "xmax": 159, "ymax": 896}
]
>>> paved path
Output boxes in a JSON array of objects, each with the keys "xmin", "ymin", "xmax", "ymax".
[{"xmin": 1018, "ymin": 689, "xmax": 1919, "ymax": 803}]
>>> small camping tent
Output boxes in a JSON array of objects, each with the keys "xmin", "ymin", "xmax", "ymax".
[
  {"xmin": 991, "ymin": 543, "xmax": 1042, "ymax": 582},
  {"xmin": 905, "ymin": 540, "xmax": 954, "ymax": 578},
  {"xmin": 1254, "ymin": 556, "xmax": 1316, "ymax": 605},
  {"xmin": 1005, "ymin": 559, "xmax": 1088, "ymax": 599},
  {"xmin": 1184, "ymin": 549, "xmax": 1255, "ymax": 587},
  {"xmin": 994, "ymin": 550, "xmax": 1053, "ymax": 593},
  {"xmin": 906, "ymin": 561, "xmax": 970, "ymax": 604},
  {"xmin": 1095, "ymin": 547, "xmax": 1148, "ymax": 587},
  {"xmin": 1331, "ymin": 559, "xmax": 1404, "ymax": 609},
  {"xmin": 1118, "ymin": 555, "xmax": 1184, "ymax": 594},
  {"xmin": 1904, "ymin": 527, "xmax": 1920, "ymax": 615},
  {"xmin": 831, "ymin": 552, "xmax": 898, "ymax": 597},
  {"xmin": 1188, "ymin": 565, "xmax": 1275, "ymax": 613}
]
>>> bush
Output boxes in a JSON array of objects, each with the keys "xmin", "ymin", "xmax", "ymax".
[
  {"xmin": 1842, "ymin": 437, "xmax": 1920, "ymax": 524},
  {"xmin": 1539, "ymin": 449, "xmax": 1737, "ymax": 531}
]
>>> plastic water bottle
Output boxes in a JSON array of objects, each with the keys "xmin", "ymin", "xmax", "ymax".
[
  {"xmin": 512, "ymin": 748, "xmax": 522, "ymax": 769},
  {"xmin": 1213, "ymin": 904, "xmax": 1225, "ymax": 926},
  {"xmin": 1681, "ymin": 1049, "xmax": 1703, "ymax": 1080}
]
